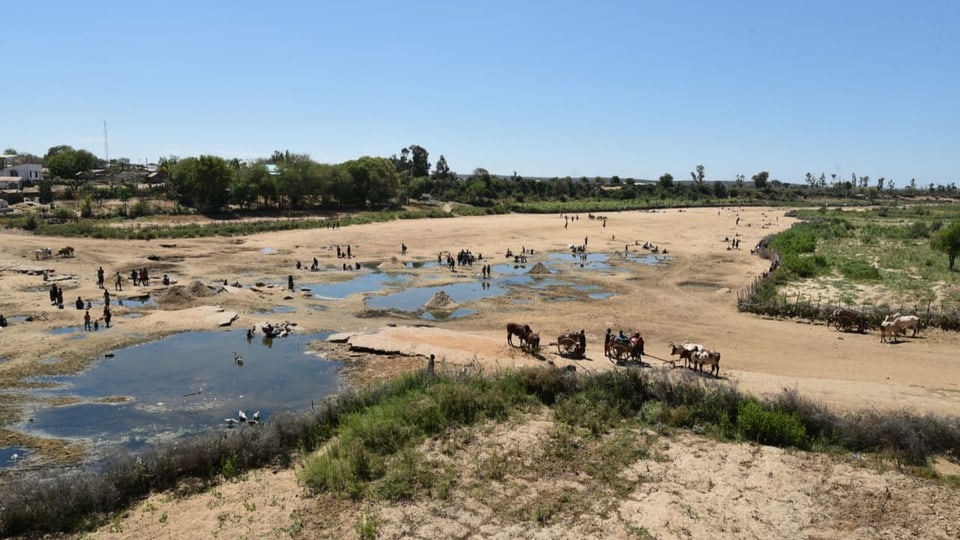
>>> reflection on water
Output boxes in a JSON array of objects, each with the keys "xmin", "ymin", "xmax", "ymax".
[
  {"xmin": 50, "ymin": 326, "xmax": 78, "ymax": 335},
  {"xmin": 365, "ymin": 281, "xmax": 507, "ymax": 312},
  {"xmin": 120, "ymin": 294, "xmax": 155, "ymax": 307},
  {"xmin": 422, "ymin": 308, "xmax": 477, "ymax": 320},
  {"xmin": 0, "ymin": 446, "xmax": 28, "ymax": 467},
  {"xmin": 18, "ymin": 330, "xmax": 340, "ymax": 461},
  {"xmin": 303, "ymin": 272, "xmax": 409, "ymax": 299}
]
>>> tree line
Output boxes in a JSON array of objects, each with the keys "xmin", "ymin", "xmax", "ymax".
[{"xmin": 14, "ymin": 144, "xmax": 960, "ymax": 214}]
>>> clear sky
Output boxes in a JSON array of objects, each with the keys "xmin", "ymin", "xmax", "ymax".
[{"xmin": 5, "ymin": 1, "xmax": 958, "ymax": 185}]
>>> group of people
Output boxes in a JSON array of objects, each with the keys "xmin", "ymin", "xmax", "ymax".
[
  {"xmin": 438, "ymin": 249, "xmax": 483, "ymax": 271},
  {"xmin": 130, "ymin": 267, "xmax": 151, "ymax": 286},
  {"xmin": 48, "ymin": 283, "xmax": 64, "ymax": 308},
  {"xmin": 604, "ymin": 328, "xmax": 645, "ymax": 357},
  {"xmin": 82, "ymin": 305, "xmax": 112, "ymax": 331}
]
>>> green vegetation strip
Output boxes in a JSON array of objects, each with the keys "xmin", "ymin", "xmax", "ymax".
[
  {"xmin": 741, "ymin": 205, "xmax": 960, "ymax": 327},
  {"xmin": 3, "ymin": 367, "xmax": 958, "ymax": 537}
]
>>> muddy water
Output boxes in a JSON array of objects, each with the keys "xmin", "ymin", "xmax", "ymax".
[{"xmin": 15, "ymin": 329, "xmax": 340, "ymax": 464}]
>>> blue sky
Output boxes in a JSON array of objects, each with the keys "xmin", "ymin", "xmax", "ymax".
[{"xmin": 5, "ymin": 1, "xmax": 958, "ymax": 185}]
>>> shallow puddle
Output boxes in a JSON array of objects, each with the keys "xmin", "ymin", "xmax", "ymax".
[
  {"xmin": 17, "ymin": 329, "xmax": 340, "ymax": 462},
  {"xmin": 50, "ymin": 326, "xmax": 78, "ymax": 335},
  {"xmin": 0, "ymin": 446, "xmax": 29, "ymax": 467},
  {"xmin": 302, "ymin": 272, "xmax": 409, "ymax": 299},
  {"xmin": 421, "ymin": 308, "xmax": 478, "ymax": 320},
  {"xmin": 365, "ymin": 281, "xmax": 507, "ymax": 313},
  {"xmin": 119, "ymin": 294, "xmax": 155, "ymax": 307}
]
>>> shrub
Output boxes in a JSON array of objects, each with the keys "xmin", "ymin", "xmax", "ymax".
[
  {"xmin": 53, "ymin": 207, "xmax": 76, "ymax": 221},
  {"xmin": 554, "ymin": 392, "xmax": 618, "ymax": 436},
  {"xmin": 80, "ymin": 196, "xmax": 94, "ymax": 218},
  {"xmin": 736, "ymin": 400, "xmax": 807, "ymax": 448},
  {"xmin": 839, "ymin": 260, "xmax": 881, "ymax": 281},
  {"xmin": 128, "ymin": 200, "xmax": 153, "ymax": 218},
  {"xmin": 780, "ymin": 253, "xmax": 827, "ymax": 279}
]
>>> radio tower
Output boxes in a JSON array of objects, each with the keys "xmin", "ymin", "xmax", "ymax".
[{"xmin": 103, "ymin": 121, "xmax": 109, "ymax": 169}]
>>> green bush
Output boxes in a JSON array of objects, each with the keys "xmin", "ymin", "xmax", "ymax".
[
  {"xmin": 769, "ymin": 226, "xmax": 818, "ymax": 254},
  {"xmin": 736, "ymin": 400, "xmax": 807, "ymax": 448},
  {"xmin": 53, "ymin": 207, "xmax": 76, "ymax": 221},
  {"xmin": 128, "ymin": 200, "xmax": 154, "ymax": 218},
  {"xmin": 839, "ymin": 260, "xmax": 881, "ymax": 281},
  {"xmin": 554, "ymin": 392, "xmax": 618, "ymax": 435},
  {"xmin": 780, "ymin": 253, "xmax": 828, "ymax": 278}
]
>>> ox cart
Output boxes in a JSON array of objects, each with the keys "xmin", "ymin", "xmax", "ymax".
[
  {"xmin": 829, "ymin": 308, "xmax": 868, "ymax": 333},
  {"xmin": 606, "ymin": 333, "xmax": 645, "ymax": 365},
  {"xmin": 556, "ymin": 331, "xmax": 586, "ymax": 358}
]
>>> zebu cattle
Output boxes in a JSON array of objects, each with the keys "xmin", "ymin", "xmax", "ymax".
[
  {"xmin": 880, "ymin": 315, "xmax": 901, "ymax": 343},
  {"xmin": 891, "ymin": 313, "xmax": 920, "ymax": 337},
  {"xmin": 669, "ymin": 341, "xmax": 703, "ymax": 369},
  {"xmin": 692, "ymin": 349, "xmax": 721, "ymax": 377},
  {"xmin": 507, "ymin": 323, "xmax": 540, "ymax": 352}
]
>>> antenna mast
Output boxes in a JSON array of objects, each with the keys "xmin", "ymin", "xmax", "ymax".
[{"xmin": 103, "ymin": 121, "xmax": 109, "ymax": 169}]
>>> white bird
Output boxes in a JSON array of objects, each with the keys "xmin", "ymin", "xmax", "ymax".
[
  {"xmin": 238, "ymin": 410, "xmax": 247, "ymax": 422},
  {"xmin": 233, "ymin": 352, "xmax": 243, "ymax": 366},
  {"xmin": 252, "ymin": 410, "xmax": 260, "ymax": 422},
  {"xmin": 224, "ymin": 418, "xmax": 238, "ymax": 427}
]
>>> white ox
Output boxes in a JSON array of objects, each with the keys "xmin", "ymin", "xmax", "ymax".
[
  {"xmin": 891, "ymin": 312, "xmax": 920, "ymax": 337},
  {"xmin": 880, "ymin": 314, "xmax": 903, "ymax": 343},
  {"xmin": 34, "ymin": 248, "xmax": 52, "ymax": 260}
]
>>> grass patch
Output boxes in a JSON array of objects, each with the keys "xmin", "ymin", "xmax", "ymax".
[
  {"xmin": 742, "ymin": 205, "xmax": 960, "ymax": 326},
  {"xmin": 3, "ymin": 368, "xmax": 959, "ymax": 537}
]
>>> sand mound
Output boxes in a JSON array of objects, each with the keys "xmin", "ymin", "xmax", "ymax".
[
  {"xmin": 423, "ymin": 290, "xmax": 456, "ymax": 310},
  {"xmin": 156, "ymin": 281, "xmax": 218, "ymax": 307},
  {"xmin": 377, "ymin": 257, "xmax": 406, "ymax": 270},
  {"xmin": 187, "ymin": 280, "xmax": 218, "ymax": 297},
  {"xmin": 527, "ymin": 262, "xmax": 551, "ymax": 275}
]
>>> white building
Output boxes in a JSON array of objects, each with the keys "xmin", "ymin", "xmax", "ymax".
[{"xmin": 0, "ymin": 163, "xmax": 44, "ymax": 183}]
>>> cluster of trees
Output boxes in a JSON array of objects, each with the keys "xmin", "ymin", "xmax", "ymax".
[
  {"xmin": 161, "ymin": 154, "xmax": 402, "ymax": 213},
  {"xmin": 20, "ymin": 143, "xmax": 960, "ymax": 214},
  {"xmin": 43, "ymin": 146, "xmax": 100, "ymax": 180}
]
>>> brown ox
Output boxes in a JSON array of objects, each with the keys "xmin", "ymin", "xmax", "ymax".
[{"xmin": 507, "ymin": 323, "xmax": 540, "ymax": 351}]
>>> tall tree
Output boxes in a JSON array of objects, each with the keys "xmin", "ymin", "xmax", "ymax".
[
  {"xmin": 752, "ymin": 171, "xmax": 769, "ymax": 189},
  {"xmin": 691, "ymin": 164, "xmax": 705, "ymax": 183},
  {"xmin": 658, "ymin": 173, "xmax": 674, "ymax": 190},
  {"xmin": 408, "ymin": 145, "xmax": 430, "ymax": 178},
  {"xmin": 342, "ymin": 156, "xmax": 400, "ymax": 208},
  {"xmin": 44, "ymin": 146, "xmax": 99, "ymax": 180},
  {"xmin": 432, "ymin": 155, "xmax": 454, "ymax": 180},
  {"xmin": 276, "ymin": 154, "xmax": 319, "ymax": 207},
  {"xmin": 194, "ymin": 155, "xmax": 232, "ymax": 212},
  {"xmin": 931, "ymin": 219, "xmax": 960, "ymax": 270}
]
